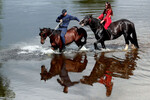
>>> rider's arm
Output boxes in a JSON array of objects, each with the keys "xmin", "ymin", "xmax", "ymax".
[
  {"xmin": 97, "ymin": 9, "xmax": 106, "ymax": 20},
  {"xmin": 103, "ymin": 10, "xmax": 112, "ymax": 21},
  {"xmin": 98, "ymin": 14, "xmax": 104, "ymax": 20},
  {"xmin": 69, "ymin": 15, "xmax": 80, "ymax": 22},
  {"xmin": 56, "ymin": 15, "xmax": 63, "ymax": 23}
]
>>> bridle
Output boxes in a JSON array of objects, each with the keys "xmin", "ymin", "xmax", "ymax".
[
  {"xmin": 89, "ymin": 18, "xmax": 92, "ymax": 24},
  {"xmin": 40, "ymin": 29, "xmax": 48, "ymax": 40},
  {"xmin": 40, "ymin": 28, "xmax": 54, "ymax": 39}
]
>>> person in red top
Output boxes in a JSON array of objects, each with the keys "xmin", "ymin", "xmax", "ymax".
[{"xmin": 97, "ymin": 2, "xmax": 113, "ymax": 30}]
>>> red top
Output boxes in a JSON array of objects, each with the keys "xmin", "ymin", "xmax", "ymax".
[
  {"xmin": 98, "ymin": 9, "xmax": 113, "ymax": 29},
  {"xmin": 98, "ymin": 9, "xmax": 112, "ymax": 21}
]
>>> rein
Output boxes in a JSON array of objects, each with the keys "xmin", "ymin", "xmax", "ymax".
[
  {"xmin": 48, "ymin": 22, "xmax": 62, "ymax": 37},
  {"xmin": 48, "ymin": 32, "xmax": 53, "ymax": 37}
]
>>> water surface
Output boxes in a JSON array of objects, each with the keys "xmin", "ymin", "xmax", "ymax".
[{"xmin": 0, "ymin": 0, "xmax": 150, "ymax": 100}]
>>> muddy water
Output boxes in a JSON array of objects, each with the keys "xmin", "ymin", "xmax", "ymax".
[{"xmin": 0, "ymin": 0, "xmax": 150, "ymax": 100}]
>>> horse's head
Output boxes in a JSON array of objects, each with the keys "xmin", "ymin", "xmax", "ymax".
[
  {"xmin": 79, "ymin": 14, "xmax": 93, "ymax": 26},
  {"xmin": 39, "ymin": 28, "xmax": 52, "ymax": 44},
  {"xmin": 40, "ymin": 65, "xmax": 53, "ymax": 81}
]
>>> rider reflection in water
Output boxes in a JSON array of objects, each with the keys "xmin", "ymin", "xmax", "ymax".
[
  {"xmin": 40, "ymin": 53, "xmax": 88, "ymax": 93},
  {"xmin": 56, "ymin": 9, "xmax": 80, "ymax": 51},
  {"xmin": 57, "ymin": 63, "xmax": 79, "ymax": 93}
]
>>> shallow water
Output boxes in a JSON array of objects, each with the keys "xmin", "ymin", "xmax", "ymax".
[{"xmin": 0, "ymin": 0, "xmax": 150, "ymax": 100}]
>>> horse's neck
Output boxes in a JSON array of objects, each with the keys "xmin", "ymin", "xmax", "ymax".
[
  {"xmin": 48, "ymin": 29, "xmax": 55, "ymax": 38},
  {"xmin": 90, "ymin": 18, "xmax": 100, "ymax": 33},
  {"xmin": 47, "ymin": 29, "xmax": 51, "ymax": 36}
]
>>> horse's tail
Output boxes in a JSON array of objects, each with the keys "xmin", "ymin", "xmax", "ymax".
[
  {"xmin": 77, "ymin": 27, "xmax": 87, "ymax": 44},
  {"xmin": 131, "ymin": 23, "xmax": 139, "ymax": 48}
]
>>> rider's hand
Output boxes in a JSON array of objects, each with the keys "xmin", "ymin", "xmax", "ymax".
[
  {"xmin": 60, "ymin": 19, "xmax": 63, "ymax": 23},
  {"xmin": 101, "ymin": 20, "xmax": 104, "ymax": 24}
]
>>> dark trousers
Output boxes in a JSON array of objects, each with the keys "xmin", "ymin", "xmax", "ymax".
[{"xmin": 58, "ymin": 27, "xmax": 67, "ymax": 46}]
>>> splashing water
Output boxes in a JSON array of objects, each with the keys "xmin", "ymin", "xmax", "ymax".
[{"xmin": 18, "ymin": 45, "xmax": 55, "ymax": 55}]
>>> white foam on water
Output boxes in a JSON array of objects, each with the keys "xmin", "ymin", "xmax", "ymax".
[
  {"xmin": 80, "ymin": 46, "xmax": 89, "ymax": 51},
  {"xmin": 18, "ymin": 45, "xmax": 55, "ymax": 55},
  {"xmin": 94, "ymin": 47, "xmax": 124, "ymax": 53}
]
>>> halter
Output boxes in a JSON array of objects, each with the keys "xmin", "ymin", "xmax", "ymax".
[
  {"xmin": 89, "ymin": 18, "xmax": 92, "ymax": 24},
  {"xmin": 41, "ymin": 30, "xmax": 47, "ymax": 39}
]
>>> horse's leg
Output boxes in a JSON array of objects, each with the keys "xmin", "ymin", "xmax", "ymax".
[
  {"xmin": 94, "ymin": 39, "xmax": 105, "ymax": 50},
  {"xmin": 123, "ymin": 33, "xmax": 130, "ymax": 51},
  {"xmin": 131, "ymin": 23, "xmax": 139, "ymax": 48},
  {"xmin": 51, "ymin": 46, "xmax": 58, "ymax": 51},
  {"xmin": 101, "ymin": 41, "xmax": 106, "ymax": 49},
  {"xmin": 59, "ymin": 43, "xmax": 63, "ymax": 52},
  {"xmin": 76, "ymin": 28, "xmax": 87, "ymax": 50},
  {"xmin": 75, "ymin": 37, "xmax": 87, "ymax": 51},
  {"xmin": 75, "ymin": 40, "xmax": 83, "ymax": 50},
  {"xmin": 94, "ymin": 42, "xmax": 99, "ymax": 50},
  {"xmin": 128, "ymin": 36, "xmax": 136, "ymax": 49}
]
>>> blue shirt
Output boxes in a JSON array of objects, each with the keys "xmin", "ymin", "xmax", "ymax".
[{"xmin": 56, "ymin": 14, "xmax": 80, "ymax": 28}]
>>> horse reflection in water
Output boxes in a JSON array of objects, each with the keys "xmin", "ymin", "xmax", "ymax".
[
  {"xmin": 40, "ymin": 52, "xmax": 88, "ymax": 93},
  {"xmin": 80, "ymin": 49, "xmax": 139, "ymax": 97}
]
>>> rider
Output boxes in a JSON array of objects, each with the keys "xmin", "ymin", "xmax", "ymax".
[
  {"xmin": 56, "ymin": 9, "xmax": 80, "ymax": 51},
  {"xmin": 97, "ymin": 2, "xmax": 113, "ymax": 30}
]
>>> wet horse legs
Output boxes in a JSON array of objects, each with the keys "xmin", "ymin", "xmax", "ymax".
[{"xmin": 94, "ymin": 39, "xmax": 106, "ymax": 50}]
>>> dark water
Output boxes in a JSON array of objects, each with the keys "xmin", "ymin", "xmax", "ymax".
[{"xmin": 0, "ymin": 0, "xmax": 150, "ymax": 100}]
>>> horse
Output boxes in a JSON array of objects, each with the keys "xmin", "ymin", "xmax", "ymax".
[
  {"xmin": 40, "ymin": 52, "xmax": 88, "ymax": 93},
  {"xmin": 39, "ymin": 26, "xmax": 87, "ymax": 52},
  {"xmin": 40, "ymin": 52, "xmax": 88, "ymax": 81},
  {"xmin": 80, "ymin": 49, "xmax": 139, "ymax": 96},
  {"xmin": 79, "ymin": 15, "xmax": 139, "ymax": 50}
]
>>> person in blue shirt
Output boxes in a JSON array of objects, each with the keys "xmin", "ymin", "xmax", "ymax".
[{"xmin": 56, "ymin": 9, "xmax": 80, "ymax": 51}]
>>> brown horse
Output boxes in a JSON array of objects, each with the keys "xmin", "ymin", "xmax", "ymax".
[
  {"xmin": 40, "ymin": 52, "xmax": 88, "ymax": 93},
  {"xmin": 39, "ymin": 26, "xmax": 87, "ymax": 52},
  {"xmin": 40, "ymin": 52, "xmax": 88, "ymax": 81}
]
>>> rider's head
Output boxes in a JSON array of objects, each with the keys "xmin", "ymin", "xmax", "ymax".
[
  {"xmin": 105, "ymin": 2, "xmax": 111, "ymax": 9},
  {"xmin": 62, "ymin": 9, "xmax": 67, "ymax": 16}
]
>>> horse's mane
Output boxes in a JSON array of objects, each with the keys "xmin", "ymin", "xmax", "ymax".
[
  {"xmin": 53, "ymin": 30, "xmax": 61, "ymax": 35},
  {"xmin": 84, "ymin": 15, "xmax": 103, "ymax": 30},
  {"xmin": 41, "ymin": 28, "xmax": 61, "ymax": 36},
  {"xmin": 85, "ymin": 14, "xmax": 101, "ymax": 21}
]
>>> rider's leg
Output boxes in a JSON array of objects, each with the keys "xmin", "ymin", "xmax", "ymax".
[
  {"xmin": 104, "ymin": 17, "xmax": 112, "ymax": 30},
  {"xmin": 60, "ymin": 28, "xmax": 67, "ymax": 50}
]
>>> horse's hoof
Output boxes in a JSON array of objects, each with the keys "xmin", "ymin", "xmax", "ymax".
[
  {"xmin": 60, "ymin": 48, "xmax": 66, "ymax": 53},
  {"xmin": 123, "ymin": 44, "xmax": 129, "ymax": 51},
  {"xmin": 95, "ymin": 47, "xmax": 101, "ymax": 51},
  {"xmin": 78, "ymin": 46, "xmax": 82, "ymax": 51},
  {"xmin": 61, "ymin": 49, "xmax": 65, "ymax": 52},
  {"xmin": 131, "ymin": 44, "xmax": 138, "ymax": 50}
]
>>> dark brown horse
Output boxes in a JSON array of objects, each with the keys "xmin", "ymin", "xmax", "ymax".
[
  {"xmin": 80, "ymin": 15, "xmax": 139, "ymax": 50},
  {"xmin": 80, "ymin": 49, "xmax": 139, "ymax": 96},
  {"xmin": 39, "ymin": 26, "xmax": 87, "ymax": 52}
]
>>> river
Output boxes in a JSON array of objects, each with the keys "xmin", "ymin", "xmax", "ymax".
[{"xmin": 0, "ymin": 0, "xmax": 150, "ymax": 100}]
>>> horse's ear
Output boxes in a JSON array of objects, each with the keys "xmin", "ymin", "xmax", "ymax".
[
  {"xmin": 89, "ymin": 14, "xmax": 93, "ymax": 18},
  {"xmin": 39, "ymin": 28, "xmax": 42, "ymax": 31},
  {"xmin": 51, "ymin": 29, "xmax": 55, "ymax": 32}
]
